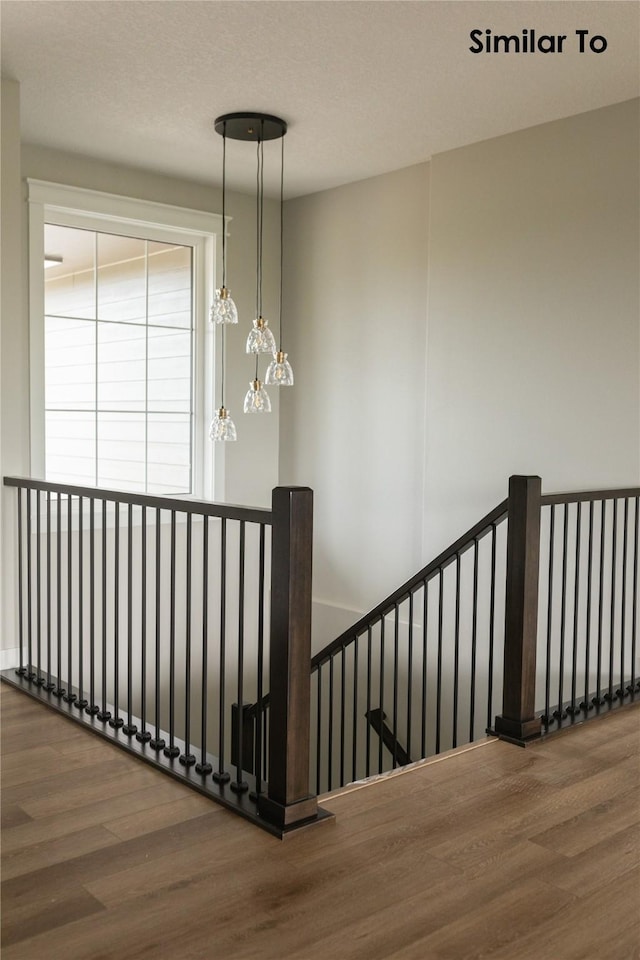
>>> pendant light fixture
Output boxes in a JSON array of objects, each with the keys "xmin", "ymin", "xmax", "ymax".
[
  {"xmin": 210, "ymin": 122, "xmax": 238, "ymax": 325},
  {"xmin": 209, "ymin": 406, "xmax": 237, "ymax": 442},
  {"xmin": 210, "ymin": 112, "xmax": 289, "ymax": 441},
  {"xmin": 209, "ymin": 117, "xmax": 237, "ymax": 442},
  {"xmin": 243, "ymin": 379, "xmax": 272, "ymax": 413},
  {"xmin": 266, "ymin": 133, "xmax": 294, "ymax": 387},
  {"xmin": 208, "ymin": 327, "xmax": 237, "ymax": 441},
  {"xmin": 244, "ymin": 135, "xmax": 273, "ymax": 414},
  {"xmin": 246, "ymin": 132, "xmax": 276, "ymax": 358}
]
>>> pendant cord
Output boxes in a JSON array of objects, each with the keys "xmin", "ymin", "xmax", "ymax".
[
  {"xmin": 255, "ymin": 138, "xmax": 261, "ymax": 319},
  {"xmin": 279, "ymin": 132, "xmax": 284, "ymax": 352},
  {"xmin": 220, "ymin": 323, "xmax": 225, "ymax": 408},
  {"xmin": 254, "ymin": 127, "xmax": 264, "ymax": 384},
  {"xmin": 221, "ymin": 125, "xmax": 227, "ymax": 289},
  {"xmin": 220, "ymin": 124, "xmax": 227, "ymax": 409},
  {"xmin": 259, "ymin": 134, "xmax": 264, "ymax": 317}
]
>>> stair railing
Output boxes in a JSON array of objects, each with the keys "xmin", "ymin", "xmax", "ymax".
[
  {"xmin": 495, "ymin": 476, "xmax": 640, "ymax": 743},
  {"xmin": 303, "ymin": 475, "xmax": 640, "ymax": 794},
  {"xmin": 4, "ymin": 472, "xmax": 637, "ymax": 822},
  {"xmin": 308, "ymin": 499, "xmax": 510, "ymax": 793},
  {"xmin": 1, "ymin": 476, "xmax": 332, "ymax": 837}
]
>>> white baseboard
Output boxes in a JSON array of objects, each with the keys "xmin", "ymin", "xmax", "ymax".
[{"xmin": 0, "ymin": 648, "xmax": 19, "ymax": 670}]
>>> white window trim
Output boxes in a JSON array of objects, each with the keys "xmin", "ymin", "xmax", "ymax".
[{"xmin": 27, "ymin": 179, "xmax": 227, "ymax": 501}]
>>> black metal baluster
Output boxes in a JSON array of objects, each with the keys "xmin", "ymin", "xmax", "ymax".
[
  {"xmin": 617, "ymin": 499, "xmax": 629, "ymax": 699},
  {"xmin": 15, "ymin": 488, "xmax": 26, "ymax": 677},
  {"xmin": 136, "ymin": 506, "xmax": 151, "ymax": 742},
  {"xmin": 36, "ymin": 490, "xmax": 43, "ymax": 684},
  {"xmin": 365, "ymin": 626, "xmax": 372, "ymax": 778},
  {"xmin": 180, "ymin": 513, "xmax": 195, "ymax": 765},
  {"xmin": 63, "ymin": 494, "xmax": 77, "ymax": 703},
  {"xmin": 231, "ymin": 521, "xmax": 248, "ymax": 791},
  {"xmin": 605, "ymin": 500, "xmax": 618, "ymax": 702},
  {"xmin": 543, "ymin": 506, "xmax": 555, "ymax": 724},
  {"xmin": 109, "ymin": 502, "xmax": 123, "ymax": 727},
  {"xmin": 328, "ymin": 655, "xmax": 334, "ymax": 790},
  {"xmin": 469, "ymin": 539, "xmax": 479, "ymax": 742},
  {"xmin": 123, "ymin": 504, "xmax": 136, "ymax": 735},
  {"xmin": 97, "ymin": 500, "xmax": 111, "ymax": 721},
  {"xmin": 554, "ymin": 505, "xmax": 569, "ymax": 720},
  {"xmin": 196, "ymin": 515, "xmax": 212, "ymax": 773},
  {"xmin": 581, "ymin": 501, "xmax": 595, "ymax": 711},
  {"xmin": 392, "ymin": 604, "xmax": 399, "ymax": 768},
  {"xmin": 630, "ymin": 498, "xmax": 639, "ymax": 694},
  {"xmin": 262, "ymin": 703, "xmax": 268, "ymax": 792},
  {"xmin": 352, "ymin": 634, "xmax": 359, "ymax": 783},
  {"xmin": 340, "ymin": 645, "xmax": 346, "ymax": 783},
  {"xmin": 253, "ymin": 523, "xmax": 266, "ymax": 792},
  {"xmin": 452, "ymin": 554, "xmax": 460, "ymax": 748},
  {"xmin": 406, "ymin": 592, "xmax": 413, "ymax": 765},
  {"xmin": 436, "ymin": 571, "xmax": 443, "ymax": 754},
  {"xmin": 212, "ymin": 517, "xmax": 229, "ymax": 782},
  {"xmin": 568, "ymin": 502, "xmax": 582, "ymax": 715},
  {"xmin": 593, "ymin": 500, "xmax": 607, "ymax": 706},
  {"xmin": 316, "ymin": 664, "xmax": 322, "ymax": 794},
  {"xmin": 55, "ymin": 492, "xmax": 64, "ymax": 696},
  {"xmin": 86, "ymin": 498, "xmax": 99, "ymax": 713},
  {"xmin": 487, "ymin": 524, "xmax": 497, "ymax": 730},
  {"xmin": 75, "ymin": 496, "xmax": 88, "ymax": 709},
  {"xmin": 26, "ymin": 489, "xmax": 33, "ymax": 680},
  {"xmin": 164, "ymin": 511, "xmax": 179, "ymax": 756},
  {"xmin": 378, "ymin": 618, "xmax": 385, "ymax": 774},
  {"xmin": 45, "ymin": 491, "xmax": 55, "ymax": 690},
  {"xmin": 421, "ymin": 580, "xmax": 428, "ymax": 758},
  {"xmin": 150, "ymin": 507, "xmax": 164, "ymax": 749}
]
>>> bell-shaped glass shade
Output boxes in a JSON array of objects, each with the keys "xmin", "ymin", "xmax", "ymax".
[
  {"xmin": 210, "ymin": 287, "xmax": 238, "ymax": 325},
  {"xmin": 208, "ymin": 407, "xmax": 237, "ymax": 441},
  {"xmin": 265, "ymin": 351, "xmax": 294, "ymax": 386},
  {"xmin": 246, "ymin": 316, "xmax": 276, "ymax": 354},
  {"xmin": 243, "ymin": 380, "xmax": 272, "ymax": 414}
]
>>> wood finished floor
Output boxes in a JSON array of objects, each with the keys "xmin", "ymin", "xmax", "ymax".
[{"xmin": 1, "ymin": 683, "xmax": 639, "ymax": 960}]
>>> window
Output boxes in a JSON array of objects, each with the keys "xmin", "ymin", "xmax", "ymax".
[
  {"xmin": 28, "ymin": 181, "xmax": 222, "ymax": 498},
  {"xmin": 44, "ymin": 226, "xmax": 193, "ymax": 494}
]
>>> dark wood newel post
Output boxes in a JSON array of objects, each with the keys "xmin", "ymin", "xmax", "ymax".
[
  {"xmin": 258, "ymin": 486, "xmax": 333, "ymax": 832},
  {"xmin": 494, "ymin": 475, "xmax": 543, "ymax": 744}
]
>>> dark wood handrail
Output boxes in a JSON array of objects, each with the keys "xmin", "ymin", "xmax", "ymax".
[
  {"xmin": 247, "ymin": 497, "xmax": 509, "ymax": 719},
  {"xmin": 3, "ymin": 476, "xmax": 272, "ymax": 525},
  {"xmin": 310, "ymin": 483, "xmax": 640, "ymax": 673},
  {"xmin": 311, "ymin": 498, "xmax": 509, "ymax": 670},
  {"xmin": 541, "ymin": 486, "xmax": 640, "ymax": 505}
]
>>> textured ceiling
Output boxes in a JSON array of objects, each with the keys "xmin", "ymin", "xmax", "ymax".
[{"xmin": 2, "ymin": 0, "xmax": 638, "ymax": 198}]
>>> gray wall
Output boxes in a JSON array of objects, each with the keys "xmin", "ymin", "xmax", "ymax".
[
  {"xmin": 1, "ymin": 79, "xmax": 26, "ymax": 662},
  {"xmin": 280, "ymin": 99, "xmax": 640, "ymax": 647},
  {"xmin": 424, "ymin": 99, "xmax": 640, "ymax": 554},
  {"xmin": 279, "ymin": 163, "xmax": 430, "ymax": 643}
]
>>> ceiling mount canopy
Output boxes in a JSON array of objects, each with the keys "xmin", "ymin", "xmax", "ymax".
[{"xmin": 214, "ymin": 112, "xmax": 287, "ymax": 143}]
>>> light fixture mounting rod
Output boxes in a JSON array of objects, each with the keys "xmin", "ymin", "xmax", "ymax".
[{"xmin": 214, "ymin": 112, "xmax": 287, "ymax": 142}]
